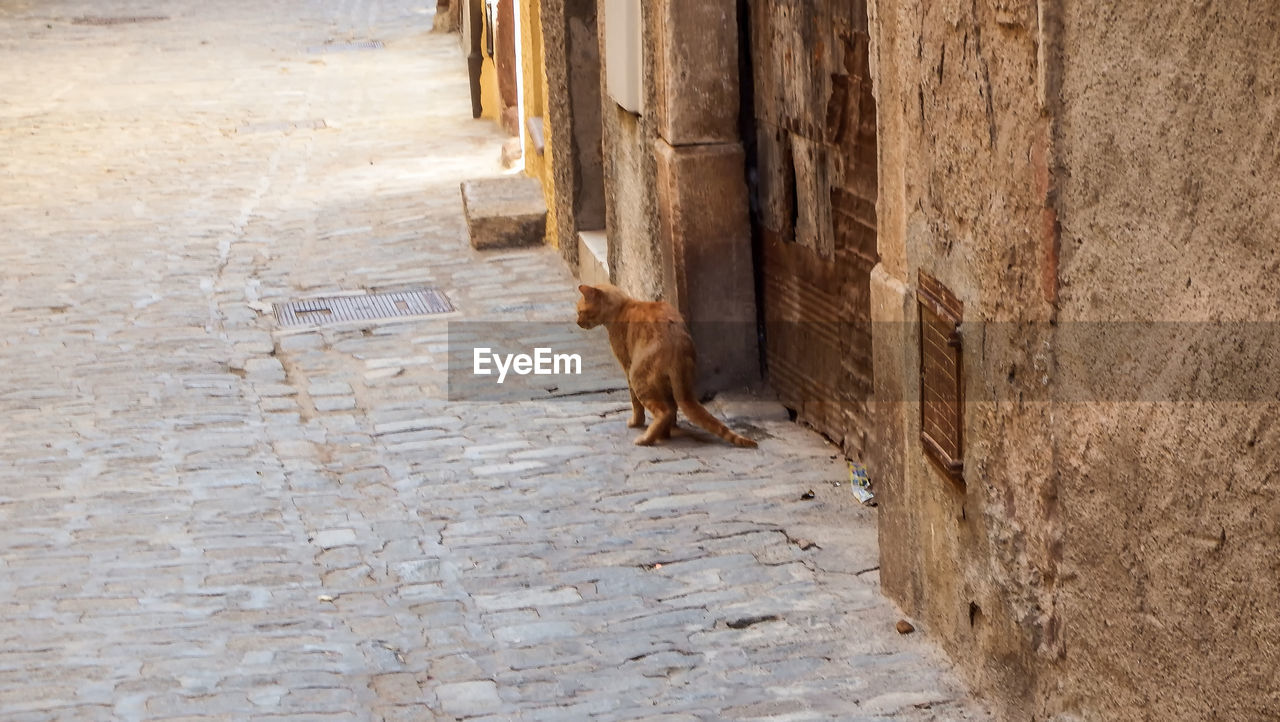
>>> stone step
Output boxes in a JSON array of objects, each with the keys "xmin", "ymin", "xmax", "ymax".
[
  {"xmin": 460, "ymin": 176, "xmax": 547, "ymax": 250},
  {"xmin": 577, "ymin": 229, "xmax": 609, "ymax": 286}
]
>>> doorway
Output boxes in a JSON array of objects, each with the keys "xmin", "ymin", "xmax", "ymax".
[{"xmin": 744, "ymin": 0, "xmax": 879, "ymax": 457}]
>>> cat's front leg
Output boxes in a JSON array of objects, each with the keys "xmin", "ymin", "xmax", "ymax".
[{"xmin": 627, "ymin": 386, "xmax": 646, "ymax": 428}]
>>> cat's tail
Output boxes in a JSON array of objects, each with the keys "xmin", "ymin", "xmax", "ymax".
[{"xmin": 670, "ymin": 363, "xmax": 758, "ymax": 449}]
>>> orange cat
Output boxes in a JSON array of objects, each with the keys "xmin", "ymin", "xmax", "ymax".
[{"xmin": 576, "ymin": 283, "xmax": 757, "ymax": 448}]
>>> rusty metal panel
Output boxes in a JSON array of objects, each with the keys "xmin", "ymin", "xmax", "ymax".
[
  {"xmin": 917, "ymin": 272, "xmax": 964, "ymax": 483},
  {"xmin": 751, "ymin": 0, "xmax": 878, "ymax": 459}
]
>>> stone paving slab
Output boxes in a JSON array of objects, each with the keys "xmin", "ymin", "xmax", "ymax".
[{"xmin": 0, "ymin": 0, "xmax": 989, "ymax": 720}]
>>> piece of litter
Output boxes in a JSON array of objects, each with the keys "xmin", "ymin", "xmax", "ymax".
[
  {"xmin": 653, "ymin": 563, "xmax": 663, "ymax": 570},
  {"xmin": 849, "ymin": 461, "xmax": 875, "ymax": 505},
  {"xmin": 896, "ymin": 619, "xmax": 915, "ymax": 634},
  {"xmin": 800, "ymin": 490, "xmax": 816, "ymax": 500},
  {"xmin": 317, "ymin": 595, "xmax": 335, "ymax": 603}
]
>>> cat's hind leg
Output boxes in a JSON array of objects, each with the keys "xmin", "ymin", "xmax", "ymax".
[
  {"xmin": 635, "ymin": 395, "xmax": 676, "ymax": 446},
  {"xmin": 627, "ymin": 387, "xmax": 646, "ymax": 428},
  {"xmin": 655, "ymin": 389, "xmax": 678, "ymax": 439}
]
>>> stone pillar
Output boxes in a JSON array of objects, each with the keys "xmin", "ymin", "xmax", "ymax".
[
  {"xmin": 652, "ymin": 0, "xmax": 759, "ymax": 389},
  {"xmin": 655, "ymin": 142, "xmax": 758, "ymax": 391},
  {"xmin": 540, "ymin": 0, "xmax": 605, "ymax": 267},
  {"xmin": 868, "ymin": 262, "xmax": 920, "ymax": 607},
  {"xmin": 495, "ymin": 0, "xmax": 520, "ymax": 135}
]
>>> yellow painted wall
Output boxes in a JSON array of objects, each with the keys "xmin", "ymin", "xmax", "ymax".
[
  {"xmin": 478, "ymin": 12, "xmax": 500, "ymax": 121},
  {"xmin": 518, "ymin": 0, "xmax": 558, "ymax": 247}
]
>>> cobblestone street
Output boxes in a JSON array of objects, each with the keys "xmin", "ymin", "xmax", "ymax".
[{"xmin": 0, "ymin": 1, "xmax": 986, "ymax": 719}]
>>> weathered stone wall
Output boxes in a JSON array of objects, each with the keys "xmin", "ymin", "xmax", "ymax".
[
  {"xmin": 869, "ymin": 0, "xmax": 1063, "ymax": 712},
  {"xmin": 1050, "ymin": 3, "xmax": 1280, "ymax": 720},
  {"xmin": 597, "ymin": 0, "xmax": 663, "ymax": 301},
  {"xmin": 540, "ymin": 0, "xmax": 605, "ymax": 268},
  {"xmin": 873, "ymin": 0, "xmax": 1280, "ymax": 718}
]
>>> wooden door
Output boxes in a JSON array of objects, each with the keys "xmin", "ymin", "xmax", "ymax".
[{"xmin": 747, "ymin": 0, "xmax": 878, "ymax": 457}]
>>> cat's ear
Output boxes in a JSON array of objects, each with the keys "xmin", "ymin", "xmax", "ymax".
[{"xmin": 578, "ymin": 284, "xmax": 598, "ymax": 299}]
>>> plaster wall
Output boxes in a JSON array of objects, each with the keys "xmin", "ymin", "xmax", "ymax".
[
  {"xmin": 1049, "ymin": 3, "xmax": 1280, "ymax": 719},
  {"xmin": 597, "ymin": 0, "xmax": 663, "ymax": 301},
  {"xmin": 872, "ymin": 0, "xmax": 1280, "ymax": 718},
  {"xmin": 479, "ymin": 17, "xmax": 501, "ymax": 121}
]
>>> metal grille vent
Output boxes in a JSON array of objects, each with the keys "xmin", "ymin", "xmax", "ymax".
[
  {"xmin": 918, "ymin": 271, "xmax": 964, "ymax": 484},
  {"xmin": 274, "ymin": 289, "xmax": 454, "ymax": 327},
  {"xmin": 307, "ymin": 40, "xmax": 385, "ymax": 54},
  {"xmin": 72, "ymin": 16, "xmax": 169, "ymax": 25}
]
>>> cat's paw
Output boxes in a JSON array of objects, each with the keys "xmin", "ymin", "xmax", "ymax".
[
  {"xmin": 627, "ymin": 416, "xmax": 646, "ymax": 428},
  {"xmin": 633, "ymin": 435, "xmax": 656, "ymax": 446}
]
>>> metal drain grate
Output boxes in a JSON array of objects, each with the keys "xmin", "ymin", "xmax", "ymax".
[
  {"xmin": 236, "ymin": 119, "xmax": 327, "ymax": 135},
  {"xmin": 307, "ymin": 40, "xmax": 384, "ymax": 54},
  {"xmin": 72, "ymin": 15, "xmax": 169, "ymax": 25},
  {"xmin": 274, "ymin": 289, "xmax": 454, "ymax": 327}
]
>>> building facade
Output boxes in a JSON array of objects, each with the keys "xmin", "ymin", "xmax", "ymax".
[{"xmin": 456, "ymin": 1, "xmax": 1280, "ymax": 718}]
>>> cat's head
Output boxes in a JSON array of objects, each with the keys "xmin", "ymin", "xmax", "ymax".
[{"xmin": 576, "ymin": 284, "xmax": 619, "ymax": 329}]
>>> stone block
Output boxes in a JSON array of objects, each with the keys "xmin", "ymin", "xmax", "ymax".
[
  {"xmin": 868, "ymin": 263, "xmax": 919, "ymax": 611},
  {"xmin": 460, "ymin": 177, "xmax": 548, "ymax": 250},
  {"xmin": 654, "ymin": 0, "xmax": 740, "ymax": 146},
  {"xmin": 473, "ymin": 586, "xmax": 581, "ymax": 611},
  {"xmin": 654, "ymin": 139, "xmax": 759, "ymax": 390},
  {"xmin": 370, "ymin": 673, "xmax": 424, "ymax": 705},
  {"xmin": 312, "ymin": 528, "xmax": 358, "ymax": 549},
  {"xmin": 492, "ymin": 621, "xmax": 578, "ymax": 646},
  {"xmin": 435, "ymin": 680, "xmax": 502, "ymax": 717},
  {"xmin": 576, "ymin": 230, "xmax": 609, "ymax": 286}
]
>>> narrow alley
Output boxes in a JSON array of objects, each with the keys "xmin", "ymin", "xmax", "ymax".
[{"xmin": 0, "ymin": 1, "xmax": 985, "ymax": 719}]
